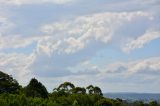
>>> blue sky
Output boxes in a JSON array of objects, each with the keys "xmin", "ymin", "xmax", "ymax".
[{"xmin": 0, "ymin": 0, "xmax": 160, "ymax": 93}]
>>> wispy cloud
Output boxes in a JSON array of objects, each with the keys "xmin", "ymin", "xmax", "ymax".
[
  {"xmin": 69, "ymin": 56, "xmax": 160, "ymax": 76},
  {"xmin": 122, "ymin": 30, "xmax": 160, "ymax": 53},
  {"xmin": 0, "ymin": 0, "xmax": 75, "ymax": 5}
]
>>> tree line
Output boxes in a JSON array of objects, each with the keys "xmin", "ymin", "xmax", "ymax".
[{"xmin": 0, "ymin": 71, "xmax": 159, "ymax": 106}]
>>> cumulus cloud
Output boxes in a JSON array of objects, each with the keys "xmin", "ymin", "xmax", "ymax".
[
  {"xmin": 40, "ymin": 11, "xmax": 153, "ymax": 55},
  {"xmin": 122, "ymin": 30, "xmax": 160, "ymax": 53}
]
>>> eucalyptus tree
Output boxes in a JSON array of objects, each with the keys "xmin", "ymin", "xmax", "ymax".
[
  {"xmin": 86, "ymin": 85, "xmax": 94, "ymax": 94},
  {"xmin": 86, "ymin": 85, "xmax": 103, "ymax": 96},
  {"xmin": 93, "ymin": 86, "xmax": 103, "ymax": 96},
  {"xmin": 72, "ymin": 87, "xmax": 86, "ymax": 94},
  {"xmin": 57, "ymin": 82, "xmax": 75, "ymax": 93}
]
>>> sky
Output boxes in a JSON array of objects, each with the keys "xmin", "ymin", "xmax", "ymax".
[{"xmin": 0, "ymin": 0, "xmax": 160, "ymax": 93}]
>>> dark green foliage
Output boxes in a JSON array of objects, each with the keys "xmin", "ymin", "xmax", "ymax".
[
  {"xmin": 114, "ymin": 98, "xmax": 128, "ymax": 106},
  {"xmin": 93, "ymin": 86, "xmax": 103, "ymax": 96},
  {"xmin": 0, "ymin": 71, "xmax": 20, "ymax": 93},
  {"xmin": 133, "ymin": 101, "xmax": 146, "ymax": 106},
  {"xmin": 57, "ymin": 82, "xmax": 75, "ymax": 93},
  {"xmin": 96, "ymin": 98, "xmax": 114, "ymax": 106},
  {"xmin": 72, "ymin": 87, "xmax": 86, "ymax": 94},
  {"xmin": 86, "ymin": 85, "xmax": 103, "ymax": 96},
  {"xmin": 86, "ymin": 85, "xmax": 94, "ymax": 94},
  {"xmin": 149, "ymin": 101, "xmax": 158, "ymax": 106},
  {"xmin": 0, "ymin": 89, "xmax": 159, "ymax": 106},
  {"xmin": 25, "ymin": 78, "xmax": 48, "ymax": 98},
  {"xmin": 72, "ymin": 100, "xmax": 80, "ymax": 106}
]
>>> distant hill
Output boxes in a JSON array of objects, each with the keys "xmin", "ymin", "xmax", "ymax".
[{"xmin": 104, "ymin": 93, "xmax": 160, "ymax": 102}]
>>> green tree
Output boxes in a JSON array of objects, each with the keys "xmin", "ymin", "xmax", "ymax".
[
  {"xmin": 96, "ymin": 98, "xmax": 114, "ymax": 106},
  {"xmin": 93, "ymin": 86, "xmax": 103, "ymax": 96},
  {"xmin": 149, "ymin": 101, "xmax": 158, "ymax": 106},
  {"xmin": 133, "ymin": 101, "xmax": 145, "ymax": 106},
  {"xmin": 86, "ymin": 85, "xmax": 103, "ymax": 96},
  {"xmin": 86, "ymin": 85, "xmax": 94, "ymax": 94},
  {"xmin": 72, "ymin": 87, "xmax": 86, "ymax": 94},
  {"xmin": 0, "ymin": 71, "xmax": 20, "ymax": 93},
  {"xmin": 25, "ymin": 78, "xmax": 48, "ymax": 98},
  {"xmin": 57, "ymin": 82, "xmax": 75, "ymax": 93}
]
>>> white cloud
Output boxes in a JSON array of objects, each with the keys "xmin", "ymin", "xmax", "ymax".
[
  {"xmin": 95, "ymin": 57, "xmax": 160, "ymax": 80},
  {"xmin": 65, "ymin": 56, "xmax": 160, "ymax": 82},
  {"xmin": 0, "ymin": 52, "xmax": 35, "ymax": 85},
  {"xmin": 122, "ymin": 30, "xmax": 160, "ymax": 53},
  {"xmin": 128, "ymin": 57, "xmax": 160, "ymax": 74},
  {"xmin": 0, "ymin": 0, "xmax": 74, "ymax": 5},
  {"xmin": 40, "ymin": 11, "xmax": 153, "ymax": 55},
  {"xmin": 68, "ymin": 56, "xmax": 160, "ymax": 76},
  {"xmin": 37, "ymin": 37, "xmax": 62, "ymax": 56},
  {"xmin": 0, "ymin": 36, "xmax": 37, "ymax": 49}
]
